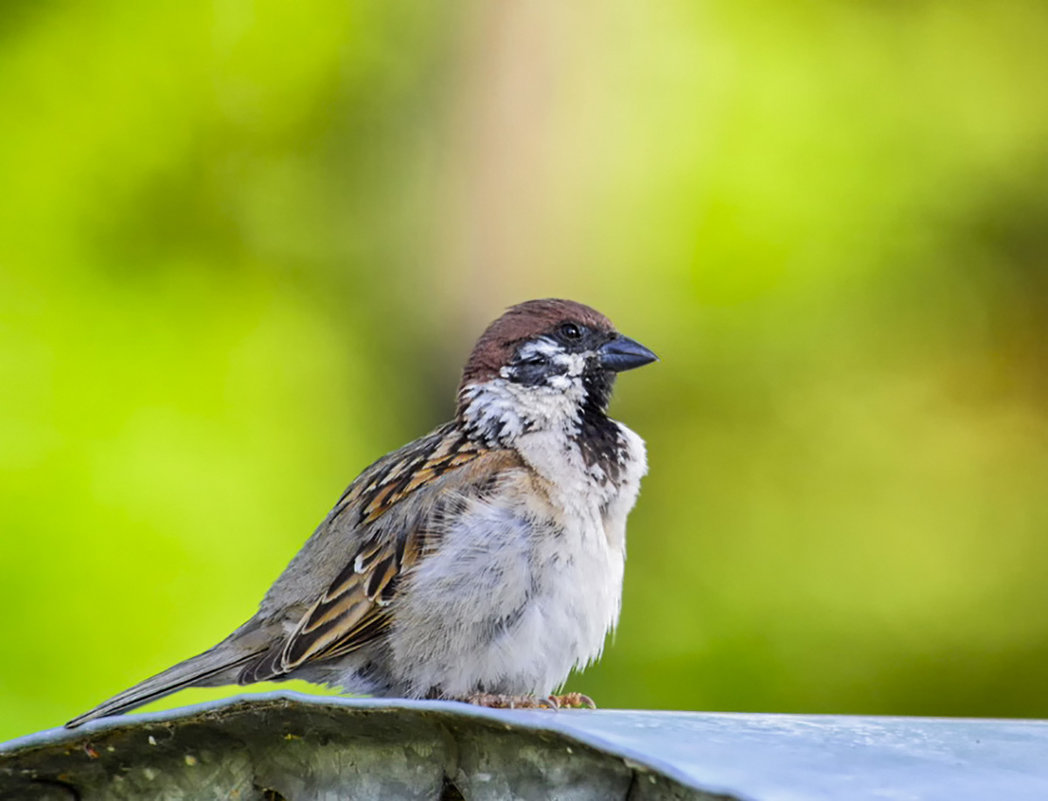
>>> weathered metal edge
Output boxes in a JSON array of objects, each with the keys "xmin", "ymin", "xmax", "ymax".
[{"xmin": 0, "ymin": 692, "xmax": 728, "ymax": 796}]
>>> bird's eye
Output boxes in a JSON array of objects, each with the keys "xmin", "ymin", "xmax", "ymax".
[{"xmin": 560, "ymin": 322, "xmax": 582, "ymax": 340}]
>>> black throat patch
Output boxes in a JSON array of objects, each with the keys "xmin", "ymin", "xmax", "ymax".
[{"xmin": 575, "ymin": 371, "xmax": 627, "ymax": 483}]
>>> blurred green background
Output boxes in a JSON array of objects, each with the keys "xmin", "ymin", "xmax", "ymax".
[{"xmin": 3, "ymin": 1, "xmax": 1048, "ymax": 741}]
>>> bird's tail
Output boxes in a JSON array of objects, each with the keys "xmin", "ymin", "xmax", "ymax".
[{"xmin": 65, "ymin": 644, "xmax": 258, "ymax": 728}]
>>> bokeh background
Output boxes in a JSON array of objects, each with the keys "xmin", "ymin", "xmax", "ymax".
[{"xmin": 3, "ymin": 1, "xmax": 1048, "ymax": 741}]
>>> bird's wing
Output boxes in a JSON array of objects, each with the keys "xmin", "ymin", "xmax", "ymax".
[{"xmin": 240, "ymin": 423, "xmax": 521, "ymax": 682}]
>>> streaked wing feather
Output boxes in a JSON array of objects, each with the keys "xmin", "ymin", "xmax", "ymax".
[{"xmin": 261, "ymin": 423, "xmax": 514, "ymax": 676}]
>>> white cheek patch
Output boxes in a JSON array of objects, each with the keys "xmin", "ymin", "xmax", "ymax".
[
  {"xmin": 517, "ymin": 339, "xmax": 561, "ymax": 362},
  {"xmin": 547, "ymin": 374, "xmax": 573, "ymax": 391},
  {"xmin": 464, "ymin": 338, "xmax": 595, "ymax": 445},
  {"xmin": 550, "ymin": 352, "xmax": 587, "ymax": 379},
  {"xmin": 546, "ymin": 351, "xmax": 587, "ymax": 392},
  {"xmin": 513, "ymin": 340, "xmax": 589, "ymax": 383}
]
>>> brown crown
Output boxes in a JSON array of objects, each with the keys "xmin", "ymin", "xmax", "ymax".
[{"xmin": 459, "ymin": 299, "xmax": 616, "ymax": 387}]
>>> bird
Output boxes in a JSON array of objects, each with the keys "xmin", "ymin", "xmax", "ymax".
[{"xmin": 66, "ymin": 298, "xmax": 657, "ymax": 727}]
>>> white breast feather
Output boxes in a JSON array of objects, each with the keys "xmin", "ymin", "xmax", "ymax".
[{"xmin": 388, "ymin": 375, "xmax": 647, "ymax": 698}]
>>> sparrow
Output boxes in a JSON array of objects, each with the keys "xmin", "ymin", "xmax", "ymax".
[{"xmin": 67, "ymin": 298, "xmax": 657, "ymax": 727}]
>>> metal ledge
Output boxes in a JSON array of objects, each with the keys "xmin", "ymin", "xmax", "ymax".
[{"xmin": 2, "ymin": 692, "xmax": 1047, "ymax": 800}]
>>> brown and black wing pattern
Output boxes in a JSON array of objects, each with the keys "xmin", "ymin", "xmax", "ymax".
[
  {"xmin": 240, "ymin": 422, "xmax": 498, "ymax": 682},
  {"xmin": 335, "ymin": 421, "xmax": 487, "ymax": 527}
]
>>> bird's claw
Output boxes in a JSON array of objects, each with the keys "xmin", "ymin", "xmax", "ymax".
[
  {"xmin": 549, "ymin": 692, "xmax": 597, "ymax": 709},
  {"xmin": 461, "ymin": 693, "xmax": 553, "ymax": 709},
  {"xmin": 459, "ymin": 691, "xmax": 596, "ymax": 710}
]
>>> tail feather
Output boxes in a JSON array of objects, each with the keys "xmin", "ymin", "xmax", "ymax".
[{"xmin": 65, "ymin": 646, "xmax": 258, "ymax": 729}]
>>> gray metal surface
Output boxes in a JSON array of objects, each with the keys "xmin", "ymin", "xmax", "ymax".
[{"xmin": 2, "ymin": 691, "xmax": 1047, "ymax": 800}]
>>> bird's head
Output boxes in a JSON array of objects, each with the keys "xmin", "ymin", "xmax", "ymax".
[{"xmin": 456, "ymin": 299, "xmax": 657, "ymax": 446}]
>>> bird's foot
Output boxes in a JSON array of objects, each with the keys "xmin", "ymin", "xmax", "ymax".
[
  {"xmin": 459, "ymin": 691, "xmax": 596, "ymax": 710},
  {"xmin": 548, "ymin": 692, "xmax": 597, "ymax": 709},
  {"xmin": 461, "ymin": 693, "xmax": 558, "ymax": 709}
]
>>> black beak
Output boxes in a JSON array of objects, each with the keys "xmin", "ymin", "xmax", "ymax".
[{"xmin": 599, "ymin": 335, "xmax": 659, "ymax": 373}]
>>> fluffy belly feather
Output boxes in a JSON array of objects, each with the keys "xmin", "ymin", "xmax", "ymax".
[{"xmin": 386, "ymin": 488, "xmax": 626, "ymax": 698}]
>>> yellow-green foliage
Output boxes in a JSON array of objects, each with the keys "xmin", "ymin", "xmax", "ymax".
[{"xmin": 3, "ymin": 1, "xmax": 1047, "ymax": 739}]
